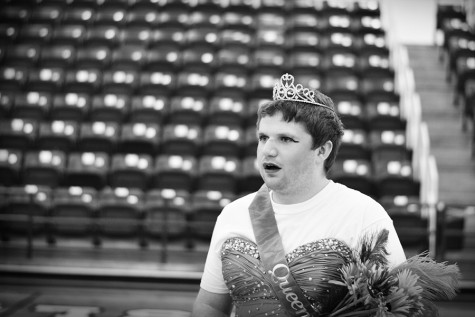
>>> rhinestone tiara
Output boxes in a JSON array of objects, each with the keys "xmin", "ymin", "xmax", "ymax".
[{"xmin": 273, "ymin": 73, "xmax": 335, "ymax": 112}]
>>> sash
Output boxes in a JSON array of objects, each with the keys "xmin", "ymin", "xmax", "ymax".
[{"xmin": 248, "ymin": 185, "xmax": 318, "ymax": 317}]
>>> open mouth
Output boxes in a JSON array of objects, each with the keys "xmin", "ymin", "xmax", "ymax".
[{"xmin": 263, "ymin": 163, "xmax": 281, "ymax": 171}]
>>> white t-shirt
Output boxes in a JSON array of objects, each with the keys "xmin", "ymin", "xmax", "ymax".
[{"xmin": 200, "ymin": 180, "xmax": 407, "ymax": 294}]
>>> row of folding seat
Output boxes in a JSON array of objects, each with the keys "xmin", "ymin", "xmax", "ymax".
[
  {"xmin": 0, "ymin": 38, "xmax": 389, "ymax": 70},
  {"xmin": 0, "ymin": 87, "xmax": 400, "ymax": 124},
  {"xmin": 0, "ymin": 0, "xmax": 382, "ymax": 30},
  {"xmin": 437, "ymin": 5, "xmax": 475, "ymax": 136},
  {"xmin": 0, "ymin": 67, "xmax": 396, "ymax": 105},
  {"xmin": 0, "ymin": 21, "xmax": 385, "ymax": 47},
  {"xmin": 0, "ymin": 145, "xmax": 413, "ymax": 190},
  {"xmin": 0, "ymin": 117, "xmax": 408, "ymax": 158},
  {"xmin": 0, "ymin": 184, "xmax": 237, "ymax": 246}
]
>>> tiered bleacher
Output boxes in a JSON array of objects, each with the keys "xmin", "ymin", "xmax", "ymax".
[
  {"xmin": 436, "ymin": 2, "xmax": 475, "ymax": 155},
  {"xmin": 0, "ymin": 0, "xmax": 426, "ymax": 258}
]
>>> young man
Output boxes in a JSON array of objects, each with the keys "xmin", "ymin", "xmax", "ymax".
[{"xmin": 192, "ymin": 73, "xmax": 406, "ymax": 317}]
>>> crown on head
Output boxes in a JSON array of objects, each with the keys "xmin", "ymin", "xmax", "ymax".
[{"xmin": 273, "ymin": 73, "xmax": 335, "ymax": 112}]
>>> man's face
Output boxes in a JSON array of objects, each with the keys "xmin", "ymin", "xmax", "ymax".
[{"xmin": 257, "ymin": 112, "xmax": 321, "ymax": 202}]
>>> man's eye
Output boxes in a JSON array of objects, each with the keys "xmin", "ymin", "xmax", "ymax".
[
  {"xmin": 258, "ymin": 135, "xmax": 268, "ymax": 142},
  {"xmin": 281, "ymin": 137, "xmax": 295, "ymax": 143}
]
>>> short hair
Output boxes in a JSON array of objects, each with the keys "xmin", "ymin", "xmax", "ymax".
[{"xmin": 256, "ymin": 90, "xmax": 344, "ymax": 173}]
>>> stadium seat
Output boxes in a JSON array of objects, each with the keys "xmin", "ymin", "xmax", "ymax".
[
  {"xmin": 220, "ymin": 28, "xmax": 254, "ymax": 48},
  {"xmin": 111, "ymin": 45, "xmax": 147, "ymax": 70},
  {"xmin": 51, "ymin": 186, "xmax": 99, "ymax": 244},
  {"xmin": 144, "ymin": 188, "xmax": 191, "ymax": 245},
  {"xmin": 65, "ymin": 151, "xmax": 110, "ymax": 189},
  {"xmin": 216, "ymin": 45, "xmax": 251, "ymax": 69},
  {"xmin": 51, "ymin": 24, "xmax": 87, "ymax": 46},
  {"xmin": 23, "ymin": 150, "xmax": 66, "ymax": 187},
  {"xmin": 360, "ymin": 68, "xmax": 398, "ymax": 102},
  {"xmin": 145, "ymin": 44, "xmax": 182, "ymax": 72},
  {"xmin": 288, "ymin": 50, "xmax": 322, "ymax": 71},
  {"xmin": 0, "ymin": 185, "xmax": 53, "ymax": 242},
  {"xmin": 240, "ymin": 155, "xmax": 262, "ymax": 194},
  {"xmin": 129, "ymin": 94, "xmax": 168, "ymax": 123},
  {"xmin": 61, "ymin": 6, "xmax": 95, "ymax": 26},
  {"xmin": 182, "ymin": 44, "xmax": 217, "ymax": 72},
  {"xmin": 17, "ymin": 23, "xmax": 52, "ymax": 44},
  {"xmin": 320, "ymin": 31, "xmax": 357, "ymax": 55},
  {"xmin": 208, "ymin": 94, "xmax": 246, "ymax": 126},
  {"xmin": 330, "ymin": 158, "xmax": 376, "ymax": 197},
  {"xmin": 255, "ymin": 28, "xmax": 285, "ymax": 49},
  {"xmin": 0, "ymin": 4, "xmax": 29, "ymax": 25},
  {"xmin": 39, "ymin": 45, "xmax": 76, "ymax": 68},
  {"xmin": 96, "ymin": 187, "xmax": 146, "ymax": 246},
  {"xmin": 0, "ymin": 23, "xmax": 20, "ymax": 43},
  {"xmin": 94, "ymin": 4, "xmax": 127, "ymax": 26},
  {"xmin": 0, "ymin": 118, "xmax": 38, "ymax": 151},
  {"xmin": 189, "ymin": 189, "xmax": 235, "ymax": 240},
  {"xmin": 77, "ymin": 121, "xmax": 119, "ymax": 153},
  {"xmin": 84, "ymin": 25, "xmax": 121, "ymax": 48},
  {"xmin": 185, "ymin": 26, "xmax": 220, "ymax": 47},
  {"xmin": 196, "ymin": 155, "xmax": 241, "ymax": 193},
  {"xmin": 64, "ymin": 68, "xmax": 102, "ymax": 94},
  {"xmin": 352, "ymin": 14, "xmax": 385, "ymax": 36},
  {"xmin": 252, "ymin": 47, "xmax": 286, "ymax": 73},
  {"xmin": 75, "ymin": 45, "xmax": 112, "ymax": 69},
  {"xmin": 366, "ymin": 98, "xmax": 405, "ymax": 131},
  {"xmin": 4, "ymin": 43, "xmax": 41, "ymax": 67},
  {"xmin": 101, "ymin": 68, "xmax": 139, "ymax": 95},
  {"xmin": 50, "ymin": 92, "xmax": 91, "ymax": 121},
  {"xmin": 202, "ymin": 124, "xmax": 243, "ymax": 157},
  {"xmin": 333, "ymin": 96, "xmax": 366, "ymax": 131},
  {"xmin": 245, "ymin": 98, "xmax": 270, "ymax": 127},
  {"xmin": 168, "ymin": 94, "xmax": 208, "ymax": 125},
  {"xmin": 379, "ymin": 195, "xmax": 428, "ymax": 250},
  {"xmin": 108, "ymin": 153, "xmax": 153, "ymax": 190},
  {"xmin": 138, "ymin": 70, "xmax": 177, "ymax": 95},
  {"xmin": 0, "ymin": 91, "xmax": 14, "ymax": 117},
  {"xmin": 90, "ymin": 93, "xmax": 130, "ymax": 122},
  {"xmin": 153, "ymin": 27, "xmax": 186, "ymax": 47},
  {"xmin": 121, "ymin": 26, "xmax": 154, "ymax": 47},
  {"xmin": 373, "ymin": 159, "xmax": 420, "ymax": 199},
  {"xmin": 126, "ymin": 4, "xmax": 159, "ymax": 26},
  {"xmin": 0, "ymin": 148, "xmax": 23, "ymax": 186},
  {"xmin": 28, "ymin": 2, "xmax": 64, "ymax": 24},
  {"xmin": 249, "ymin": 70, "xmax": 281, "ymax": 99},
  {"xmin": 27, "ymin": 67, "xmax": 65, "ymax": 92},
  {"xmin": 152, "ymin": 154, "xmax": 197, "ymax": 191},
  {"xmin": 319, "ymin": 11, "xmax": 353, "ymax": 34},
  {"xmin": 339, "ymin": 128, "xmax": 371, "ymax": 160},
  {"xmin": 12, "ymin": 91, "xmax": 52, "ymax": 120},
  {"xmin": 370, "ymin": 128, "xmax": 411, "ymax": 164},
  {"xmin": 355, "ymin": 32, "xmax": 389, "ymax": 57},
  {"xmin": 37, "ymin": 120, "xmax": 79, "ymax": 152},
  {"xmin": 157, "ymin": 0, "xmax": 190, "ymax": 28},
  {"xmin": 160, "ymin": 123, "xmax": 202, "ymax": 156},
  {"xmin": 0, "ymin": 66, "xmax": 28, "ymax": 92},
  {"xmin": 286, "ymin": 12, "xmax": 320, "ymax": 32},
  {"xmin": 118, "ymin": 122, "xmax": 160, "ymax": 155}
]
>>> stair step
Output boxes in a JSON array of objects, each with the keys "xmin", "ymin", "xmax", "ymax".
[{"xmin": 406, "ymin": 44, "xmax": 475, "ymax": 206}]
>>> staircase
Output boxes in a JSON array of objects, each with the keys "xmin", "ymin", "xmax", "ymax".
[{"xmin": 406, "ymin": 45, "xmax": 475, "ymax": 206}]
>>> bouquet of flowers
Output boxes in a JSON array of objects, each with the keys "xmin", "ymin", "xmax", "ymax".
[{"xmin": 327, "ymin": 230, "xmax": 460, "ymax": 317}]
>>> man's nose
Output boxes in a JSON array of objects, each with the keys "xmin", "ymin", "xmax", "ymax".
[{"xmin": 263, "ymin": 139, "xmax": 278, "ymax": 157}]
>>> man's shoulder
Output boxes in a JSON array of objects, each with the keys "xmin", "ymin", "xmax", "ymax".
[{"xmin": 330, "ymin": 181, "xmax": 382, "ymax": 208}]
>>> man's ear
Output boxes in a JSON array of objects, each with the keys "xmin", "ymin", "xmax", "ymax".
[{"xmin": 317, "ymin": 140, "xmax": 333, "ymax": 160}]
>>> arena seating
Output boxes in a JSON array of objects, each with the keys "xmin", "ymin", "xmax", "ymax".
[{"xmin": 0, "ymin": 0, "xmax": 425, "ymax": 251}]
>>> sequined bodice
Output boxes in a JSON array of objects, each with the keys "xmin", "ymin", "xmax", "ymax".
[{"xmin": 221, "ymin": 237, "xmax": 352, "ymax": 317}]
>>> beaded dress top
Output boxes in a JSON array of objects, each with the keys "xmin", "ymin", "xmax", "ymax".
[{"xmin": 221, "ymin": 237, "xmax": 353, "ymax": 317}]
